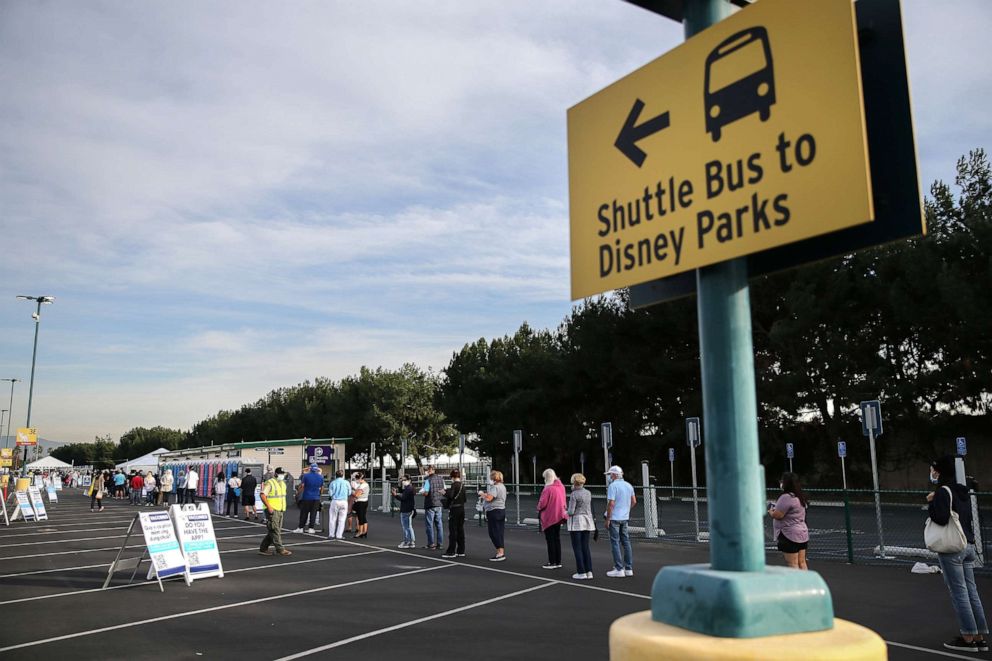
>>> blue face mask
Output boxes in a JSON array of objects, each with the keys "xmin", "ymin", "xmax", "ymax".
[{"xmin": 929, "ymin": 472, "xmax": 939, "ymax": 485}]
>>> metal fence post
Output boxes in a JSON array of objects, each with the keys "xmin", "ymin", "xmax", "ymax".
[{"xmin": 843, "ymin": 488, "xmax": 854, "ymax": 564}]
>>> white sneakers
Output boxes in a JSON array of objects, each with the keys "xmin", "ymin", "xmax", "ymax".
[
  {"xmin": 605, "ymin": 569, "xmax": 634, "ymax": 577},
  {"xmin": 305, "ymin": 528, "xmax": 316, "ymax": 534},
  {"xmin": 572, "ymin": 572, "xmax": 594, "ymax": 580},
  {"xmin": 292, "ymin": 528, "xmax": 304, "ymax": 533}
]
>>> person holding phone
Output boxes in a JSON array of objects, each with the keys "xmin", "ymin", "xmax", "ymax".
[{"xmin": 481, "ymin": 470, "xmax": 507, "ymax": 561}]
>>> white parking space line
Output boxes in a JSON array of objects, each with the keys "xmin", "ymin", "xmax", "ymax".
[
  {"xmin": 0, "ymin": 533, "xmax": 262, "ymax": 561},
  {"xmin": 0, "ymin": 564, "xmax": 453, "ymax": 652},
  {"xmin": 0, "ymin": 539, "xmax": 343, "ymax": 599},
  {"xmin": 325, "ymin": 536, "xmax": 652, "ymax": 602},
  {"xmin": 886, "ymin": 641, "xmax": 980, "ymax": 660},
  {"xmin": 276, "ymin": 582, "xmax": 557, "ymax": 659}
]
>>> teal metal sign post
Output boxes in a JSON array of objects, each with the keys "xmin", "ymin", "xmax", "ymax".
[{"xmin": 649, "ymin": 0, "xmax": 833, "ymax": 638}]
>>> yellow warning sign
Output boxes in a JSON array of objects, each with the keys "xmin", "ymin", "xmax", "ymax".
[
  {"xmin": 16, "ymin": 427, "xmax": 37, "ymax": 447},
  {"xmin": 568, "ymin": 0, "xmax": 872, "ymax": 299}
]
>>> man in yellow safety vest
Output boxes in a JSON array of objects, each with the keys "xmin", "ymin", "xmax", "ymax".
[{"xmin": 259, "ymin": 467, "xmax": 293, "ymax": 556}]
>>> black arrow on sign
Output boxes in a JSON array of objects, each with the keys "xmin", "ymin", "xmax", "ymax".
[{"xmin": 614, "ymin": 99, "xmax": 670, "ymax": 167}]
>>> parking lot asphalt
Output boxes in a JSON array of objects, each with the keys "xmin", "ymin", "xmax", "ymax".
[{"xmin": 0, "ymin": 492, "xmax": 986, "ymax": 660}]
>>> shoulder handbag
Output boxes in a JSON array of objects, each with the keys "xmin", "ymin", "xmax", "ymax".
[{"xmin": 925, "ymin": 486, "xmax": 967, "ymax": 553}]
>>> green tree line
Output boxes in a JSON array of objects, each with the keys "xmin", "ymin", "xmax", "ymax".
[{"xmin": 53, "ymin": 151, "xmax": 991, "ymax": 485}]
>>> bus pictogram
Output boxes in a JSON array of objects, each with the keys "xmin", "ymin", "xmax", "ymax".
[{"xmin": 704, "ymin": 26, "xmax": 776, "ymax": 141}]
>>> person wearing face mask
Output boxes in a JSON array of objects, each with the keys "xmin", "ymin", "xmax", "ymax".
[
  {"xmin": 259, "ymin": 467, "xmax": 292, "ymax": 556},
  {"xmin": 928, "ymin": 455, "xmax": 989, "ymax": 653},
  {"xmin": 392, "ymin": 476, "xmax": 417, "ymax": 548},
  {"xmin": 604, "ymin": 466, "xmax": 636, "ymax": 578},
  {"xmin": 768, "ymin": 472, "xmax": 809, "ymax": 570},
  {"xmin": 327, "ymin": 470, "xmax": 352, "ymax": 540}
]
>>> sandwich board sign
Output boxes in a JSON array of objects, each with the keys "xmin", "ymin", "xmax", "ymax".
[
  {"xmin": 1, "ymin": 494, "xmax": 8, "ymax": 526},
  {"xmin": 568, "ymin": 0, "xmax": 873, "ymax": 299},
  {"xmin": 46, "ymin": 484, "xmax": 58, "ymax": 503},
  {"xmin": 141, "ymin": 511, "xmax": 190, "ymax": 586},
  {"xmin": 27, "ymin": 486, "xmax": 48, "ymax": 521},
  {"xmin": 170, "ymin": 503, "xmax": 224, "ymax": 580},
  {"xmin": 12, "ymin": 491, "xmax": 35, "ymax": 522},
  {"xmin": 254, "ymin": 485, "xmax": 264, "ymax": 513}
]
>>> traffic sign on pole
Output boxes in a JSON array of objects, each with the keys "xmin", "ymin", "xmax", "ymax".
[
  {"xmin": 513, "ymin": 430, "xmax": 523, "ymax": 454},
  {"xmin": 668, "ymin": 448, "xmax": 675, "ymax": 463},
  {"xmin": 956, "ymin": 437, "xmax": 967, "ymax": 457},
  {"xmin": 785, "ymin": 443, "xmax": 794, "ymax": 460},
  {"xmin": 685, "ymin": 417, "xmax": 701, "ymax": 448},
  {"xmin": 567, "ymin": 0, "xmax": 874, "ymax": 300},
  {"xmin": 837, "ymin": 441, "xmax": 847, "ymax": 458},
  {"xmin": 860, "ymin": 400, "xmax": 882, "ymax": 437},
  {"xmin": 600, "ymin": 422, "xmax": 613, "ymax": 450}
]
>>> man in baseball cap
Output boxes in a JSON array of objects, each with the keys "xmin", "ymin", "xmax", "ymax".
[{"xmin": 604, "ymin": 465, "xmax": 636, "ymax": 578}]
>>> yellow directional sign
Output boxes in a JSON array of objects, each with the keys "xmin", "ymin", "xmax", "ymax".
[
  {"xmin": 568, "ymin": 0, "xmax": 873, "ymax": 300},
  {"xmin": 0, "ymin": 447, "xmax": 11, "ymax": 467},
  {"xmin": 16, "ymin": 427, "xmax": 38, "ymax": 447}
]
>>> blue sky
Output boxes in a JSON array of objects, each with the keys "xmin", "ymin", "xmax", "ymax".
[{"xmin": 0, "ymin": 1, "xmax": 988, "ymax": 443}]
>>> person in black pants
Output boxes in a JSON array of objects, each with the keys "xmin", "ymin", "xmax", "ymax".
[{"xmin": 441, "ymin": 469, "xmax": 467, "ymax": 558}]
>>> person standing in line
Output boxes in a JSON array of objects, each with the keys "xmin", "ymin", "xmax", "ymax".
[
  {"xmin": 130, "ymin": 471, "xmax": 144, "ymax": 505},
  {"xmin": 241, "ymin": 468, "xmax": 258, "ymax": 521},
  {"xmin": 144, "ymin": 471, "xmax": 157, "ymax": 506},
  {"xmin": 352, "ymin": 472, "xmax": 370, "ymax": 539},
  {"xmin": 226, "ymin": 471, "xmax": 242, "ymax": 518},
  {"xmin": 259, "ymin": 467, "xmax": 292, "ymax": 557},
  {"xmin": 89, "ymin": 471, "xmax": 106, "ymax": 512},
  {"xmin": 567, "ymin": 473, "xmax": 595, "ymax": 580},
  {"xmin": 177, "ymin": 471, "xmax": 187, "ymax": 505},
  {"xmin": 480, "ymin": 470, "xmax": 507, "ymax": 561},
  {"xmin": 768, "ymin": 472, "xmax": 810, "ymax": 570},
  {"xmin": 160, "ymin": 469, "xmax": 174, "ymax": 507},
  {"xmin": 327, "ymin": 469, "xmax": 352, "ymax": 540},
  {"xmin": 185, "ymin": 467, "xmax": 199, "ymax": 504},
  {"xmin": 441, "ymin": 469, "xmax": 467, "ymax": 559},
  {"xmin": 928, "ymin": 455, "xmax": 989, "ymax": 653},
  {"xmin": 537, "ymin": 468, "xmax": 567, "ymax": 570},
  {"xmin": 293, "ymin": 464, "xmax": 323, "ymax": 534},
  {"xmin": 113, "ymin": 470, "xmax": 126, "ymax": 499},
  {"xmin": 212, "ymin": 471, "xmax": 227, "ymax": 515},
  {"xmin": 346, "ymin": 473, "xmax": 359, "ymax": 535},
  {"xmin": 392, "ymin": 476, "xmax": 416, "ymax": 548},
  {"xmin": 419, "ymin": 465, "xmax": 446, "ymax": 550},
  {"xmin": 604, "ymin": 465, "xmax": 636, "ymax": 578}
]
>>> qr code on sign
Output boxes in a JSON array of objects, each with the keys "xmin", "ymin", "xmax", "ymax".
[
  {"xmin": 155, "ymin": 556, "xmax": 167, "ymax": 570},
  {"xmin": 187, "ymin": 552, "xmax": 200, "ymax": 566}
]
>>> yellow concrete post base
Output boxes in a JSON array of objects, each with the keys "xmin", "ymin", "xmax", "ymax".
[{"xmin": 611, "ymin": 611, "xmax": 887, "ymax": 661}]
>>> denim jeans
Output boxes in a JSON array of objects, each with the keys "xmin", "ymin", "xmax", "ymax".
[
  {"xmin": 609, "ymin": 520, "xmax": 633, "ymax": 571},
  {"xmin": 400, "ymin": 511, "xmax": 415, "ymax": 545},
  {"xmin": 570, "ymin": 530, "xmax": 592, "ymax": 574},
  {"xmin": 937, "ymin": 544, "xmax": 989, "ymax": 635},
  {"xmin": 426, "ymin": 506, "xmax": 443, "ymax": 547}
]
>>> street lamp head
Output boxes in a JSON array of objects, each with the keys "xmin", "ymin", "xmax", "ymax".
[
  {"xmin": 16, "ymin": 295, "xmax": 55, "ymax": 304},
  {"xmin": 0, "ymin": 379, "xmax": 20, "ymax": 383}
]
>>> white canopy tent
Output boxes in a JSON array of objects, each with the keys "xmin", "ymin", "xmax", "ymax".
[
  {"xmin": 115, "ymin": 448, "xmax": 171, "ymax": 473},
  {"xmin": 25, "ymin": 455, "xmax": 73, "ymax": 470}
]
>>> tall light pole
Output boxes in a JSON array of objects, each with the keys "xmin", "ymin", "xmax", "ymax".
[
  {"xmin": 16, "ymin": 295, "xmax": 55, "ymax": 476},
  {"xmin": 0, "ymin": 378, "xmax": 18, "ymax": 448},
  {"xmin": 0, "ymin": 410, "xmax": 7, "ymax": 447}
]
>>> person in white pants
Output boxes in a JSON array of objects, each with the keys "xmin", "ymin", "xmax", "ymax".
[{"xmin": 327, "ymin": 469, "xmax": 352, "ymax": 539}]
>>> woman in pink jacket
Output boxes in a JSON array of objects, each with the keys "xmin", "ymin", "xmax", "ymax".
[{"xmin": 537, "ymin": 468, "xmax": 568, "ymax": 570}]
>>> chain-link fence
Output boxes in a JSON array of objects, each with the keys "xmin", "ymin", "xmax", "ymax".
[
  {"xmin": 655, "ymin": 486, "xmax": 992, "ymax": 572},
  {"xmin": 368, "ymin": 479, "xmax": 992, "ymax": 571}
]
